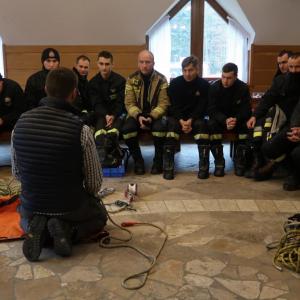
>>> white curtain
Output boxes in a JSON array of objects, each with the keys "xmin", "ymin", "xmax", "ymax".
[
  {"xmin": 226, "ymin": 17, "xmax": 250, "ymax": 82},
  {"xmin": 148, "ymin": 16, "xmax": 171, "ymax": 81},
  {"xmin": 0, "ymin": 36, "xmax": 4, "ymax": 77}
]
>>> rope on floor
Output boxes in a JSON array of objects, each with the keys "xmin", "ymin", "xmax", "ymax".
[{"xmin": 267, "ymin": 215, "xmax": 300, "ymax": 273}]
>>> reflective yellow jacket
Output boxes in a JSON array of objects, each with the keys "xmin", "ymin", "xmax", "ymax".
[{"xmin": 125, "ymin": 70, "xmax": 170, "ymax": 119}]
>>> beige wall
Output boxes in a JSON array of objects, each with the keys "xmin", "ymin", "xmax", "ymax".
[
  {"xmin": 4, "ymin": 45, "xmax": 145, "ymax": 88},
  {"xmin": 0, "ymin": 0, "xmax": 175, "ymax": 45}
]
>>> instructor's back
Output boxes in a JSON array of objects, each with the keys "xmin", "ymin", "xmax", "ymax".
[{"xmin": 12, "ymin": 67, "xmax": 107, "ymax": 262}]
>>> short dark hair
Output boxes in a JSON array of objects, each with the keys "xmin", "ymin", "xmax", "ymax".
[
  {"xmin": 46, "ymin": 67, "xmax": 77, "ymax": 99},
  {"xmin": 278, "ymin": 49, "xmax": 293, "ymax": 58},
  {"xmin": 76, "ymin": 55, "xmax": 90, "ymax": 64},
  {"xmin": 222, "ymin": 63, "xmax": 238, "ymax": 76},
  {"xmin": 98, "ymin": 50, "xmax": 113, "ymax": 62},
  {"xmin": 181, "ymin": 55, "xmax": 199, "ymax": 69},
  {"xmin": 290, "ymin": 52, "xmax": 300, "ymax": 60}
]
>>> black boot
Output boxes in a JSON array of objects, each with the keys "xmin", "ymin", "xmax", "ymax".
[
  {"xmin": 244, "ymin": 149, "xmax": 265, "ymax": 178},
  {"xmin": 126, "ymin": 138, "xmax": 145, "ymax": 175},
  {"xmin": 211, "ymin": 144, "xmax": 225, "ymax": 177},
  {"xmin": 95, "ymin": 135, "xmax": 107, "ymax": 165},
  {"xmin": 151, "ymin": 139, "xmax": 164, "ymax": 174},
  {"xmin": 197, "ymin": 145, "xmax": 210, "ymax": 179},
  {"xmin": 234, "ymin": 144, "xmax": 249, "ymax": 177},
  {"xmin": 254, "ymin": 160, "xmax": 277, "ymax": 181},
  {"xmin": 283, "ymin": 174, "xmax": 300, "ymax": 191},
  {"xmin": 163, "ymin": 146, "xmax": 175, "ymax": 180}
]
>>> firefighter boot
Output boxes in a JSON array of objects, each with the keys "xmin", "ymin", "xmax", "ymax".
[
  {"xmin": 254, "ymin": 160, "xmax": 277, "ymax": 181},
  {"xmin": 244, "ymin": 149, "xmax": 265, "ymax": 178},
  {"xmin": 126, "ymin": 138, "xmax": 145, "ymax": 175},
  {"xmin": 197, "ymin": 145, "xmax": 210, "ymax": 179},
  {"xmin": 211, "ymin": 144, "xmax": 225, "ymax": 177},
  {"xmin": 95, "ymin": 135, "xmax": 107, "ymax": 165},
  {"xmin": 163, "ymin": 146, "xmax": 175, "ymax": 180},
  {"xmin": 234, "ymin": 144, "xmax": 249, "ymax": 176},
  {"xmin": 151, "ymin": 139, "xmax": 164, "ymax": 174}
]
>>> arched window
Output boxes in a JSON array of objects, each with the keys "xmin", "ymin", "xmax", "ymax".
[
  {"xmin": 148, "ymin": 0, "xmax": 251, "ymax": 82},
  {"xmin": 0, "ymin": 36, "xmax": 4, "ymax": 76}
]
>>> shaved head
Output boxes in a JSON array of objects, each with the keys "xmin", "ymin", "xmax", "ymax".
[{"xmin": 138, "ymin": 50, "xmax": 155, "ymax": 76}]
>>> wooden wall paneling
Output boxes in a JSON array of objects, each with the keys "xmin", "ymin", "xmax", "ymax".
[
  {"xmin": 249, "ymin": 44, "xmax": 300, "ymax": 93},
  {"xmin": 5, "ymin": 45, "xmax": 145, "ymax": 88}
]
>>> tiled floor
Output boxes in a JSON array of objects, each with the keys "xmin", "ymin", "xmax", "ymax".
[{"xmin": 1, "ymin": 143, "xmax": 300, "ymax": 299}]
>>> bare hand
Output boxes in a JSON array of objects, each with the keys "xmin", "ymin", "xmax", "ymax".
[
  {"xmin": 287, "ymin": 127, "xmax": 300, "ymax": 142},
  {"xmin": 226, "ymin": 117, "xmax": 237, "ymax": 130},
  {"xmin": 138, "ymin": 116, "xmax": 152, "ymax": 129},
  {"xmin": 247, "ymin": 116, "xmax": 256, "ymax": 129},
  {"xmin": 105, "ymin": 115, "xmax": 115, "ymax": 128}
]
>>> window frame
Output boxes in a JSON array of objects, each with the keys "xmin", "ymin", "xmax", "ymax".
[{"xmin": 164, "ymin": 0, "xmax": 229, "ymax": 77}]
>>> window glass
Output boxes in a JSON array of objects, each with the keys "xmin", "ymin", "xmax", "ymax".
[
  {"xmin": 203, "ymin": 1, "xmax": 227, "ymax": 77},
  {"xmin": 170, "ymin": 1, "xmax": 191, "ymax": 78}
]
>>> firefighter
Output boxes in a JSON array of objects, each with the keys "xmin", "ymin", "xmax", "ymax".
[
  {"xmin": 123, "ymin": 50, "xmax": 169, "ymax": 175},
  {"xmin": 25, "ymin": 48, "xmax": 60, "ymax": 109},
  {"xmin": 208, "ymin": 63, "xmax": 252, "ymax": 177},
  {"xmin": 247, "ymin": 52, "xmax": 300, "ymax": 182},
  {"xmin": 72, "ymin": 55, "xmax": 93, "ymax": 124},
  {"xmin": 163, "ymin": 55, "xmax": 210, "ymax": 180},
  {"xmin": 88, "ymin": 51, "xmax": 126, "ymax": 166},
  {"xmin": 0, "ymin": 73, "xmax": 25, "ymax": 132}
]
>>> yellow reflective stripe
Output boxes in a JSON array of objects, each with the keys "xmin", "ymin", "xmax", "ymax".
[
  {"xmin": 107, "ymin": 128, "xmax": 119, "ymax": 136},
  {"xmin": 274, "ymin": 154, "xmax": 286, "ymax": 163},
  {"xmin": 210, "ymin": 134, "xmax": 222, "ymax": 140},
  {"xmin": 238, "ymin": 134, "xmax": 248, "ymax": 140},
  {"xmin": 161, "ymin": 82, "xmax": 168, "ymax": 89},
  {"xmin": 166, "ymin": 132, "xmax": 180, "ymax": 140},
  {"xmin": 264, "ymin": 122, "xmax": 272, "ymax": 128},
  {"xmin": 194, "ymin": 133, "xmax": 209, "ymax": 140},
  {"xmin": 125, "ymin": 83, "xmax": 133, "ymax": 91},
  {"xmin": 152, "ymin": 131, "xmax": 166, "ymax": 137},
  {"xmin": 253, "ymin": 132, "xmax": 262, "ymax": 138},
  {"xmin": 152, "ymin": 107, "xmax": 164, "ymax": 115},
  {"xmin": 81, "ymin": 109, "xmax": 88, "ymax": 113},
  {"xmin": 94, "ymin": 129, "xmax": 107, "ymax": 138},
  {"xmin": 128, "ymin": 106, "xmax": 141, "ymax": 116},
  {"xmin": 123, "ymin": 132, "xmax": 138, "ymax": 140}
]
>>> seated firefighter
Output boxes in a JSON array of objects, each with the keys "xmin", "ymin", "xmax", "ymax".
[
  {"xmin": 0, "ymin": 73, "xmax": 25, "ymax": 133},
  {"xmin": 123, "ymin": 50, "xmax": 169, "ymax": 175},
  {"xmin": 12, "ymin": 68, "xmax": 107, "ymax": 261},
  {"xmin": 164, "ymin": 55, "xmax": 210, "ymax": 180},
  {"xmin": 25, "ymin": 47, "xmax": 60, "ymax": 110},
  {"xmin": 88, "ymin": 51, "xmax": 126, "ymax": 167},
  {"xmin": 208, "ymin": 63, "xmax": 252, "ymax": 176},
  {"xmin": 247, "ymin": 52, "xmax": 300, "ymax": 187},
  {"xmin": 72, "ymin": 55, "xmax": 94, "ymax": 125}
]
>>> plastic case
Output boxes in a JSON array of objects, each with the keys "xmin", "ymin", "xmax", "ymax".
[{"xmin": 102, "ymin": 160, "xmax": 125, "ymax": 177}]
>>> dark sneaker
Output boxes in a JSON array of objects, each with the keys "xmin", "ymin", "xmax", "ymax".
[
  {"xmin": 47, "ymin": 218, "xmax": 72, "ymax": 257},
  {"xmin": 254, "ymin": 161, "xmax": 276, "ymax": 181},
  {"xmin": 22, "ymin": 215, "xmax": 48, "ymax": 262}
]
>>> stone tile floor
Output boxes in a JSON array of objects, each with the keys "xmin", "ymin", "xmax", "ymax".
[{"xmin": 1, "ymin": 144, "xmax": 300, "ymax": 299}]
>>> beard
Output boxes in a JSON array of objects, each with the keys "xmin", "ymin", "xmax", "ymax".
[{"xmin": 287, "ymin": 72, "xmax": 300, "ymax": 96}]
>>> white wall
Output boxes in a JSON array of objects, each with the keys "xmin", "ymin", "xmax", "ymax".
[
  {"xmin": 1, "ymin": 0, "xmax": 300, "ymax": 46},
  {"xmin": 0, "ymin": 36, "xmax": 4, "ymax": 76},
  {"xmin": 238, "ymin": 0, "xmax": 300, "ymax": 45},
  {"xmin": 0, "ymin": 0, "xmax": 175, "ymax": 45}
]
